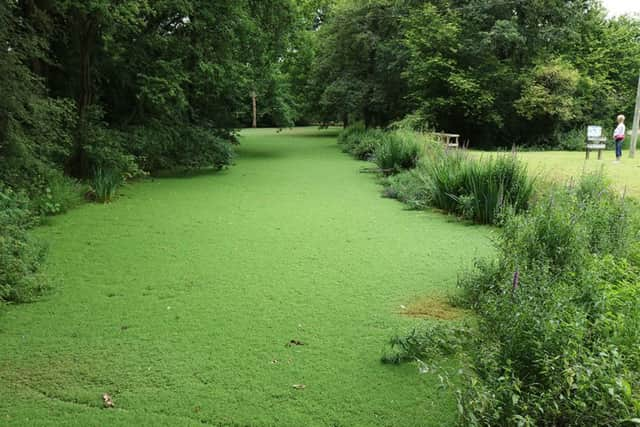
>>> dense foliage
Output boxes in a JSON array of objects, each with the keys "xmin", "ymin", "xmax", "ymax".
[
  {"xmin": 309, "ymin": 0, "xmax": 640, "ymax": 148},
  {"xmin": 384, "ymin": 173, "xmax": 640, "ymax": 425},
  {"xmin": 1, "ymin": 0, "xmax": 301, "ymax": 196},
  {"xmin": 386, "ymin": 152, "xmax": 535, "ymax": 224},
  {"xmin": 0, "ymin": 189, "xmax": 46, "ymax": 303},
  {"xmin": 1, "ymin": 0, "xmax": 301, "ymax": 302},
  {"xmin": 5, "ymin": 0, "xmax": 640, "ymax": 198},
  {"xmin": 310, "ymin": 0, "xmax": 410, "ymax": 127},
  {"xmin": 337, "ymin": 124, "xmax": 421, "ymax": 173},
  {"xmin": 5, "ymin": 0, "xmax": 640, "ymax": 199},
  {"xmin": 338, "ymin": 124, "xmax": 534, "ymax": 224}
]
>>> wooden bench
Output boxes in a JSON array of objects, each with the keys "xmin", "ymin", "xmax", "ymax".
[
  {"xmin": 585, "ymin": 126, "xmax": 607, "ymax": 160},
  {"xmin": 586, "ymin": 139, "xmax": 606, "ymax": 160},
  {"xmin": 430, "ymin": 132, "xmax": 461, "ymax": 149}
]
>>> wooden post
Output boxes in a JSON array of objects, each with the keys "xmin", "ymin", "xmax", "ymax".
[
  {"xmin": 251, "ymin": 91, "xmax": 257, "ymax": 128},
  {"xmin": 630, "ymin": 73, "xmax": 640, "ymax": 158}
]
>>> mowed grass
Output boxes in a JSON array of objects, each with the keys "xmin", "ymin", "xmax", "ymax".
[
  {"xmin": 476, "ymin": 149, "xmax": 640, "ymax": 196},
  {"xmin": 0, "ymin": 127, "xmax": 491, "ymax": 426}
]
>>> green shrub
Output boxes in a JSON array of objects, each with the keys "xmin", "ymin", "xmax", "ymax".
[
  {"xmin": 82, "ymin": 124, "xmax": 142, "ymax": 179},
  {"xmin": 386, "ymin": 173, "xmax": 640, "ymax": 426},
  {"xmin": 459, "ymin": 155, "xmax": 534, "ymax": 224},
  {"xmin": 382, "ymin": 323, "xmax": 470, "ymax": 365},
  {"xmin": 388, "ymin": 112, "xmax": 429, "ymax": 132},
  {"xmin": 0, "ymin": 96, "xmax": 75, "ymax": 199},
  {"xmin": 420, "ymin": 151, "xmax": 468, "ymax": 214},
  {"xmin": 91, "ymin": 168, "xmax": 123, "ymax": 203},
  {"xmin": 351, "ymin": 129, "xmax": 384, "ymax": 160},
  {"xmin": 455, "ymin": 255, "xmax": 640, "ymax": 425},
  {"xmin": 30, "ymin": 171, "xmax": 85, "ymax": 216},
  {"xmin": 0, "ymin": 188, "xmax": 47, "ymax": 303},
  {"xmin": 338, "ymin": 126, "xmax": 423, "ymax": 168},
  {"xmin": 373, "ymin": 130, "xmax": 420, "ymax": 174},
  {"xmin": 423, "ymin": 153, "xmax": 534, "ymax": 224},
  {"xmin": 129, "ymin": 123, "xmax": 235, "ymax": 173},
  {"xmin": 337, "ymin": 123, "xmax": 383, "ymax": 160},
  {"xmin": 382, "ymin": 151, "xmax": 534, "ymax": 224},
  {"xmin": 337, "ymin": 122, "xmax": 366, "ymax": 149},
  {"xmin": 173, "ymin": 126, "xmax": 235, "ymax": 171},
  {"xmin": 555, "ymin": 128, "xmax": 587, "ymax": 151},
  {"xmin": 383, "ymin": 168, "xmax": 432, "ymax": 209}
]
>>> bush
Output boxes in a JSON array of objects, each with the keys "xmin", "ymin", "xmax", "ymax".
[
  {"xmin": 338, "ymin": 125, "xmax": 423, "ymax": 169},
  {"xmin": 458, "ymin": 155, "xmax": 534, "ymax": 224},
  {"xmin": 129, "ymin": 123, "xmax": 235, "ymax": 173},
  {"xmin": 417, "ymin": 152, "xmax": 535, "ymax": 224},
  {"xmin": 82, "ymin": 124, "xmax": 142, "ymax": 179},
  {"xmin": 30, "ymin": 171, "xmax": 85, "ymax": 216},
  {"xmin": 420, "ymin": 151, "xmax": 468, "ymax": 215},
  {"xmin": 0, "ymin": 189, "xmax": 47, "ymax": 303},
  {"xmin": 388, "ymin": 112, "xmax": 429, "ymax": 132},
  {"xmin": 386, "ymin": 173, "xmax": 640, "ymax": 426},
  {"xmin": 0, "ymin": 97, "xmax": 76, "ymax": 198},
  {"xmin": 337, "ymin": 122, "xmax": 366, "ymax": 148},
  {"xmin": 383, "ymin": 168, "xmax": 432, "ymax": 209},
  {"xmin": 555, "ymin": 128, "xmax": 587, "ymax": 151},
  {"xmin": 90, "ymin": 168, "xmax": 123, "ymax": 204},
  {"xmin": 337, "ymin": 123, "xmax": 382, "ymax": 160},
  {"xmin": 373, "ymin": 130, "xmax": 421, "ymax": 174},
  {"xmin": 382, "ymin": 323, "xmax": 470, "ymax": 365},
  {"xmin": 351, "ymin": 129, "xmax": 385, "ymax": 160},
  {"xmin": 382, "ymin": 151, "xmax": 534, "ymax": 224}
]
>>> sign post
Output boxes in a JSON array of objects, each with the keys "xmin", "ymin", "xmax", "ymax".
[
  {"xmin": 251, "ymin": 91, "xmax": 257, "ymax": 128},
  {"xmin": 630, "ymin": 73, "xmax": 640, "ymax": 158}
]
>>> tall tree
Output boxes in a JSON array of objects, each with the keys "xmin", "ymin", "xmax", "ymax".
[{"xmin": 310, "ymin": 0, "xmax": 411, "ymax": 127}]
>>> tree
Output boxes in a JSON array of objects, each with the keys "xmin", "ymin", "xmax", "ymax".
[
  {"xmin": 310, "ymin": 0, "xmax": 411, "ymax": 127},
  {"xmin": 9, "ymin": 0, "xmax": 299, "ymax": 177},
  {"xmin": 401, "ymin": 0, "xmax": 630, "ymax": 147},
  {"xmin": 0, "ymin": 1, "xmax": 75, "ymax": 194}
]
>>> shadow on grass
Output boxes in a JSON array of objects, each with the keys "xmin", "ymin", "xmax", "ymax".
[
  {"xmin": 379, "ymin": 194, "xmax": 492, "ymax": 229},
  {"xmin": 235, "ymin": 148, "xmax": 286, "ymax": 159},
  {"xmin": 296, "ymin": 130, "xmax": 342, "ymax": 138},
  {"xmin": 151, "ymin": 167, "xmax": 231, "ymax": 179}
]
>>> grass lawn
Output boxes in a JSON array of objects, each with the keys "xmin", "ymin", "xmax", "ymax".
[
  {"xmin": 482, "ymin": 149, "xmax": 640, "ymax": 196},
  {"xmin": 0, "ymin": 128, "xmax": 491, "ymax": 426}
]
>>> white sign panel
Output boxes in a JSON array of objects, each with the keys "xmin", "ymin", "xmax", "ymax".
[{"xmin": 587, "ymin": 126, "xmax": 602, "ymax": 139}]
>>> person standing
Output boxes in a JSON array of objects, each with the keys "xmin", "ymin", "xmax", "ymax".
[{"xmin": 613, "ymin": 114, "xmax": 626, "ymax": 163}]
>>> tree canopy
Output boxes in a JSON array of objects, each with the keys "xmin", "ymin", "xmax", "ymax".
[
  {"xmin": 2, "ymin": 0, "xmax": 640, "ymax": 203},
  {"xmin": 307, "ymin": 0, "xmax": 640, "ymax": 147}
]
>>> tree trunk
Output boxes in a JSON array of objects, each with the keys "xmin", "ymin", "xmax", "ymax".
[
  {"xmin": 67, "ymin": 13, "xmax": 97, "ymax": 178},
  {"xmin": 251, "ymin": 92, "xmax": 257, "ymax": 128},
  {"xmin": 78, "ymin": 16, "xmax": 97, "ymax": 122},
  {"xmin": 0, "ymin": 113, "xmax": 8, "ymax": 145},
  {"xmin": 363, "ymin": 107, "xmax": 372, "ymax": 128}
]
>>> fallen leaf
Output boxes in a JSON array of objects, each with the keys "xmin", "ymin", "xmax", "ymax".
[
  {"xmin": 286, "ymin": 339, "xmax": 304, "ymax": 347},
  {"xmin": 102, "ymin": 393, "xmax": 114, "ymax": 408},
  {"xmin": 292, "ymin": 384, "xmax": 306, "ymax": 390}
]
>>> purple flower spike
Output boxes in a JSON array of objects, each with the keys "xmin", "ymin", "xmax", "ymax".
[{"xmin": 512, "ymin": 270, "xmax": 520, "ymax": 291}]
